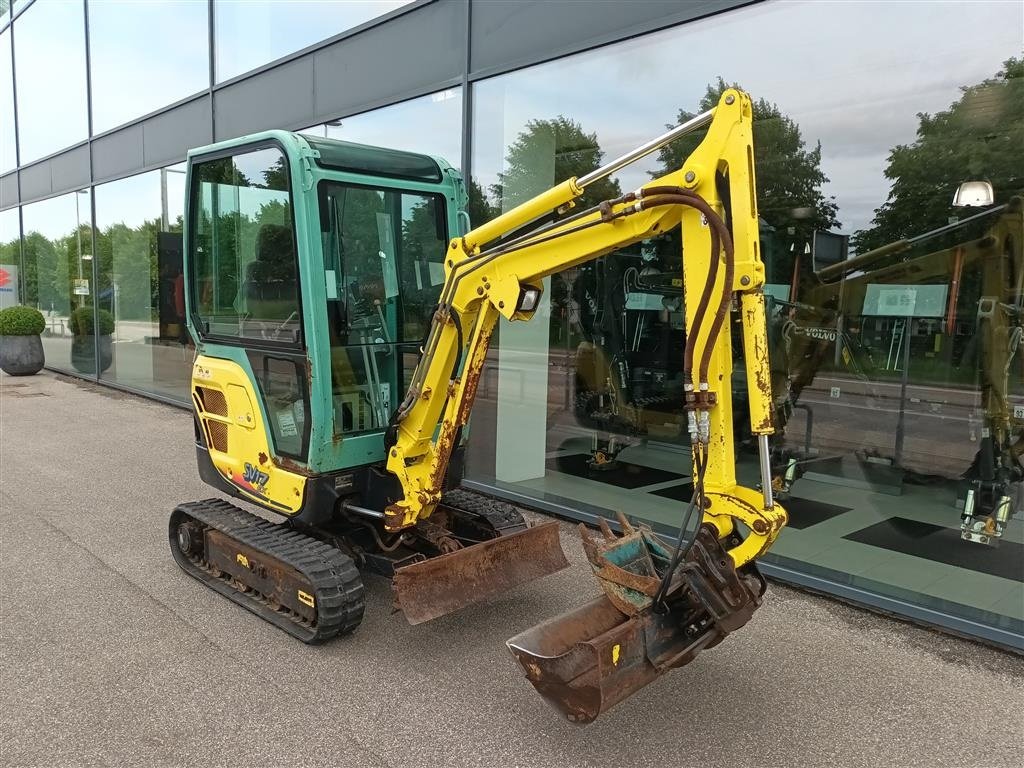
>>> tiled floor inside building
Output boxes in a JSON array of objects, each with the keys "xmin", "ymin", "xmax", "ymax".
[{"xmin": 513, "ymin": 437, "xmax": 1023, "ymax": 629}]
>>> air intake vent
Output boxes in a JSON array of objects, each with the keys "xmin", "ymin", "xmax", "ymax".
[
  {"xmin": 196, "ymin": 386, "xmax": 228, "ymax": 417},
  {"xmin": 206, "ymin": 419, "xmax": 228, "ymax": 453}
]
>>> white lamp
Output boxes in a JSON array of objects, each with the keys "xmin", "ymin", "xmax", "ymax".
[{"xmin": 952, "ymin": 180, "xmax": 994, "ymax": 207}]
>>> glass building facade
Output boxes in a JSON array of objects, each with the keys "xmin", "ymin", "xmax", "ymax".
[{"xmin": 1, "ymin": 0, "xmax": 1021, "ymax": 649}]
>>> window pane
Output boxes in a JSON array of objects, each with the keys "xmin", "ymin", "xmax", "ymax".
[
  {"xmin": 467, "ymin": 0, "xmax": 1024, "ymax": 637},
  {"xmin": 20, "ymin": 190, "xmax": 94, "ymax": 373},
  {"xmin": 93, "ymin": 166, "xmax": 190, "ymax": 402},
  {"xmin": 89, "ymin": 0, "xmax": 209, "ymax": 134},
  {"xmin": 14, "ymin": 0, "xmax": 87, "ymax": 163},
  {"xmin": 0, "ymin": 30, "xmax": 15, "ymax": 171},
  {"xmin": 213, "ymin": 0, "xmax": 411, "ymax": 83},
  {"xmin": 0, "ymin": 206, "xmax": 20, "ymax": 308},
  {"xmin": 319, "ymin": 181, "xmax": 447, "ymax": 435},
  {"xmin": 321, "ymin": 89, "xmax": 463, "ymax": 172},
  {"xmin": 190, "ymin": 146, "xmax": 300, "ymax": 344}
]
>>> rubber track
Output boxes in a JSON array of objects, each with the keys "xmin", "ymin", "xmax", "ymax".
[
  {"xmin": 170, "ymin": 498, "xmax": 364, "ymax": 644},
  {"xmin": 441, "ymin": 488, "xmax": 527, "ymax": 535}
]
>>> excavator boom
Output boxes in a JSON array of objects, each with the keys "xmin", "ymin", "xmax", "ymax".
[
  {"xmin": 172, "ymin": 89, "xmax": 785, "ymax": 722},
  {"xmin": 382, "ymin": 90, "xmax": 787, "ymax": 720}
]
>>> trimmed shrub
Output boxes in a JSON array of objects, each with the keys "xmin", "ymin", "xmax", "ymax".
[
  {"xmin": 68, "ymin": 306, "xmax": 115, "ymax": 336},
  {"xmin": 0, "ymin": 305, "xmax": 46, "ymax": 336}
]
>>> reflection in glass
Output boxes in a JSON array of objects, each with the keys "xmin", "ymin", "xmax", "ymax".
[
  {"xmin": 13, "ymin": 0, "xmax": 88, "ymax": 163},
  {"xmin": 214, "ymin": 0, "xmax": 411, "ymax": 83},
  {"xmin": 88, "ymin": 1, "xmax": 209, "ymax": 134},
  {"xmin": 20, "ymin": 190, "xmax": 94, "ymax": 373},
  {"xmin": 325, "ymin": 89, "xmax": 462, "ymax": 171},
  {"xmin": 303, "ymin": 88, "xmax": 463, "ymax": 172},
  {"xmin": 0, "ymin": 206, "xmax": 20, "ymax": 308},
  {"xmin": 190, "ymin": 146, "xmax": 299, "ymax": 343},
  {"xmin": 468, "ymin": 0, "xmax": 1024, "ymax": 636},
  {"xmin": 93, "ymin": 166, "xmax": 190, "ymax": 402},
  {"xmin": 0, "ymin": 30, "xmax": 16, "ymax": 172},
  {"xmin": 318, "ymin": 181, "xmax": 448, "ymax": 435}
]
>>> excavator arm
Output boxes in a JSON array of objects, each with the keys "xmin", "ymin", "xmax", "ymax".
[
  {"xmin": 387, "ymin": 90, "xmax": 787, "ymax": 722},
  {"xmin": 385, "ymin": 89, "xmax": 785, "ymax": 567}
]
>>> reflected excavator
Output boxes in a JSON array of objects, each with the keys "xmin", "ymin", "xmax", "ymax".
[
  {"xmin": 169, "ymin": 90, "xmax": 786, "ymax": 723},
  {"xmin": 769, "ymin": 199, "xmax": 1023, "ymax": 545}
]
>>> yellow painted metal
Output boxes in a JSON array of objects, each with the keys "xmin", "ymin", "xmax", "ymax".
[
  {"xmin": 385, "ymin": 90, "xmax": 786, "ymax": 564},
  {"xmin": 192, "ymin": 355, "xmax": 307, "ymax": 514},
  {"xmin": 460, "ymin": 177, "xmax": 583, "ymax": 253}
]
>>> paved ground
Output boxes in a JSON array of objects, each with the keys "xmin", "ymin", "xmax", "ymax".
[{"xmin": 1, "ymin": 372, "xmax": 1022, "ymax": 768}]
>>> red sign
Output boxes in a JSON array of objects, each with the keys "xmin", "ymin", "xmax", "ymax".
[{"xmin": 0, "ymin": 268, "xmax": 9, "ymax": 288}]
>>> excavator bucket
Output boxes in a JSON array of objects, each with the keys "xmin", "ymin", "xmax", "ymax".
[
  {"xmin": 507, "ymin": 516, "xmax": 766, "ymax": 723},
  {"xmin": 393, "ymin": 521, "xmax": 569, "ymax": 625}
]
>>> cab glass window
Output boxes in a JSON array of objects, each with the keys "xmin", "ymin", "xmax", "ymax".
[
  {"xmin": 190, "ymin": 146, "xmax": 301, "ymax": 345},
  {"xmin": 319, "ymin": 182, "xmax": 448, "ymax": 435}
]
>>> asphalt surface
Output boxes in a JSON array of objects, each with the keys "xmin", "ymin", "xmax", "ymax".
[{"xmin": 1, "ymin": 372, "xmax": 1022, "ymax": 768}]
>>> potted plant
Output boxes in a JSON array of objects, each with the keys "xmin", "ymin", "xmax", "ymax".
[
  {"xmin": 69, "ymin": 306, "xmax": 115, "ymax": 374},
  {"xmin": 0, "ymin": 305, "xmax": 46, "ymax": 376}
]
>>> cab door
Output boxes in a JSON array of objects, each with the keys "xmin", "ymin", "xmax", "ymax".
[{"xmin": 187, "ymin": 139, "xmax": 315, "ymax": 511}]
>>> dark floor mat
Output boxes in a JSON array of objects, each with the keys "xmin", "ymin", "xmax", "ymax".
[
  {"xmin": 782, "ymin": 497, "xmax": 851, "ymax": 530},
  {"xmin": 651, "ymin": 482, "xmax": 695, "ymax": 501},
  {"xmin": 546, "ymin": 453, "xmax": 683, "ymax": 489},
  {"xmin": 844, "ymin": 517, "xmax": 1024, "ymax": 582}
]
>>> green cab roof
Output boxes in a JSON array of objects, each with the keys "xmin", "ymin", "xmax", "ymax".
[{"xmin": 187, "ymin": 129, "xmax": 448, "ymax": 184}]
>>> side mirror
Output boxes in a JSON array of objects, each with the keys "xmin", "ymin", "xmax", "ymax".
[
  {"xmin": 952, "ymin": 181, "xmax": 994, "ymax": 207},
  {"xmin": 812, "ymin": 230, "xmax": 849, "ymax": 274}
]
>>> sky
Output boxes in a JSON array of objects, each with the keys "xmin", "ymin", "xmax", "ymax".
[
  {"xmin": 5, "ymin": 0, "xmax": 1022, "ymax": 242},
  {"xmin": 472, "ymin": 0, "xmax": 1024, "ymax": 238},
  {"xmin": 3, "ymin": 0, "xmax": 410, "ymax": 166}
]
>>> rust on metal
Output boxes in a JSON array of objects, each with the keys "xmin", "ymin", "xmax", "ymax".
[
  {"xmin": 429, "ymin": 420, "xmax": 459, "ymax": 492},
  {"xmin": 393, "ymin": 521, "xmax": 569, "ymax": 625},
  {"xmin": 457, "ymin": 324, "xmax": 493, "ymax": 424},
  {"xmin": 383, "ymin": 503, "xmax": 408, "ymax": 532},
  {"xmin": 205, "ymin": 530, "xmax": 317, "ymax": 621},
  {"xmin": 273, "ymin": 455, "xmax": 314, "ymax": 476},
  {"xmin": 508, "ymin": 525, "xmax": 765, "ymax": 724}
]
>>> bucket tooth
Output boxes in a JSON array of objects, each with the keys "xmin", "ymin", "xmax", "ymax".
[{"xmin": 393, "ymin": 520, "xmax": 569, "ymax": 625}]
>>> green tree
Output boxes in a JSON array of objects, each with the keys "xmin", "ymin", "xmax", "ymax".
[
  {"xmin": 94, "ymin": 218, "xmax": 162, "ymax": 321},
  {"xmin": 851, "ymin": 56, "xmax": 1024, "ymax": 253},
  {"xmin": 656, "ymin": 78, "xmax": 839, "ymax": 236},
  {"xmin": 491, "ymin": 117, "xmax": 622, "ymax": 214},
  {"xmin": 465, "ymin": 179, "xmax": 496, "ymax": 228}
]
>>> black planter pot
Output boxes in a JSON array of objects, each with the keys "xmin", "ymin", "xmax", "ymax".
[
  {"xmin": 0, "ymin": 334, "xmax": 45, "ymax": 376},
  {"xmin": 71, "ymin": 334, "xmax": 113, "ymax": 374}
]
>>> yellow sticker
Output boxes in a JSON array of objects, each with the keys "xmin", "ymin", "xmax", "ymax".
[
  {"xmin": 611, "ymin": 643, "xmax": 621, "ymax": 666},
  {"xmin": 236, "ymin": 553, "xmax": 249, "ymax": 568},
  {"xmin": 297, "ymin": 590, "xmax": 315, "ymax": 608}
]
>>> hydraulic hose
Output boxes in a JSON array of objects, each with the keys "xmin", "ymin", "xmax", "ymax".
[{"xmin": 637, "ymin": 187, "xmax": 735, "ymax": 388}]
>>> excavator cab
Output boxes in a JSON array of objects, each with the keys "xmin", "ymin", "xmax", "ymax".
[
  {"xmin": 186, "ymin": 132, "xmax": 462, "ymax": 497},
  {"xmin": 176, "ymin": 131, "xmax": 568, "ymax": 637}
]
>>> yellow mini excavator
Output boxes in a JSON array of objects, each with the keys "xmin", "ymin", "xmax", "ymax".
[{"xmin": 170, "ymin": 89, "xmax": 786, "ymax": 723}]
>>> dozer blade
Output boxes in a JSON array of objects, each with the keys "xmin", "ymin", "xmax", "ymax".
[
  {"xmin": 393, "ymin": 520, "xmax": 569, "ymax": 625},
  {"xmin": 507, "ymin": 520, "xmax": 766, "ymax": 724}
]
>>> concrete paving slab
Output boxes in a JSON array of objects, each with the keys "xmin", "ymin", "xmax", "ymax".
[{"xmin": 2, "ymin": 372, "xmax": 1023, "ymax": 768}]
